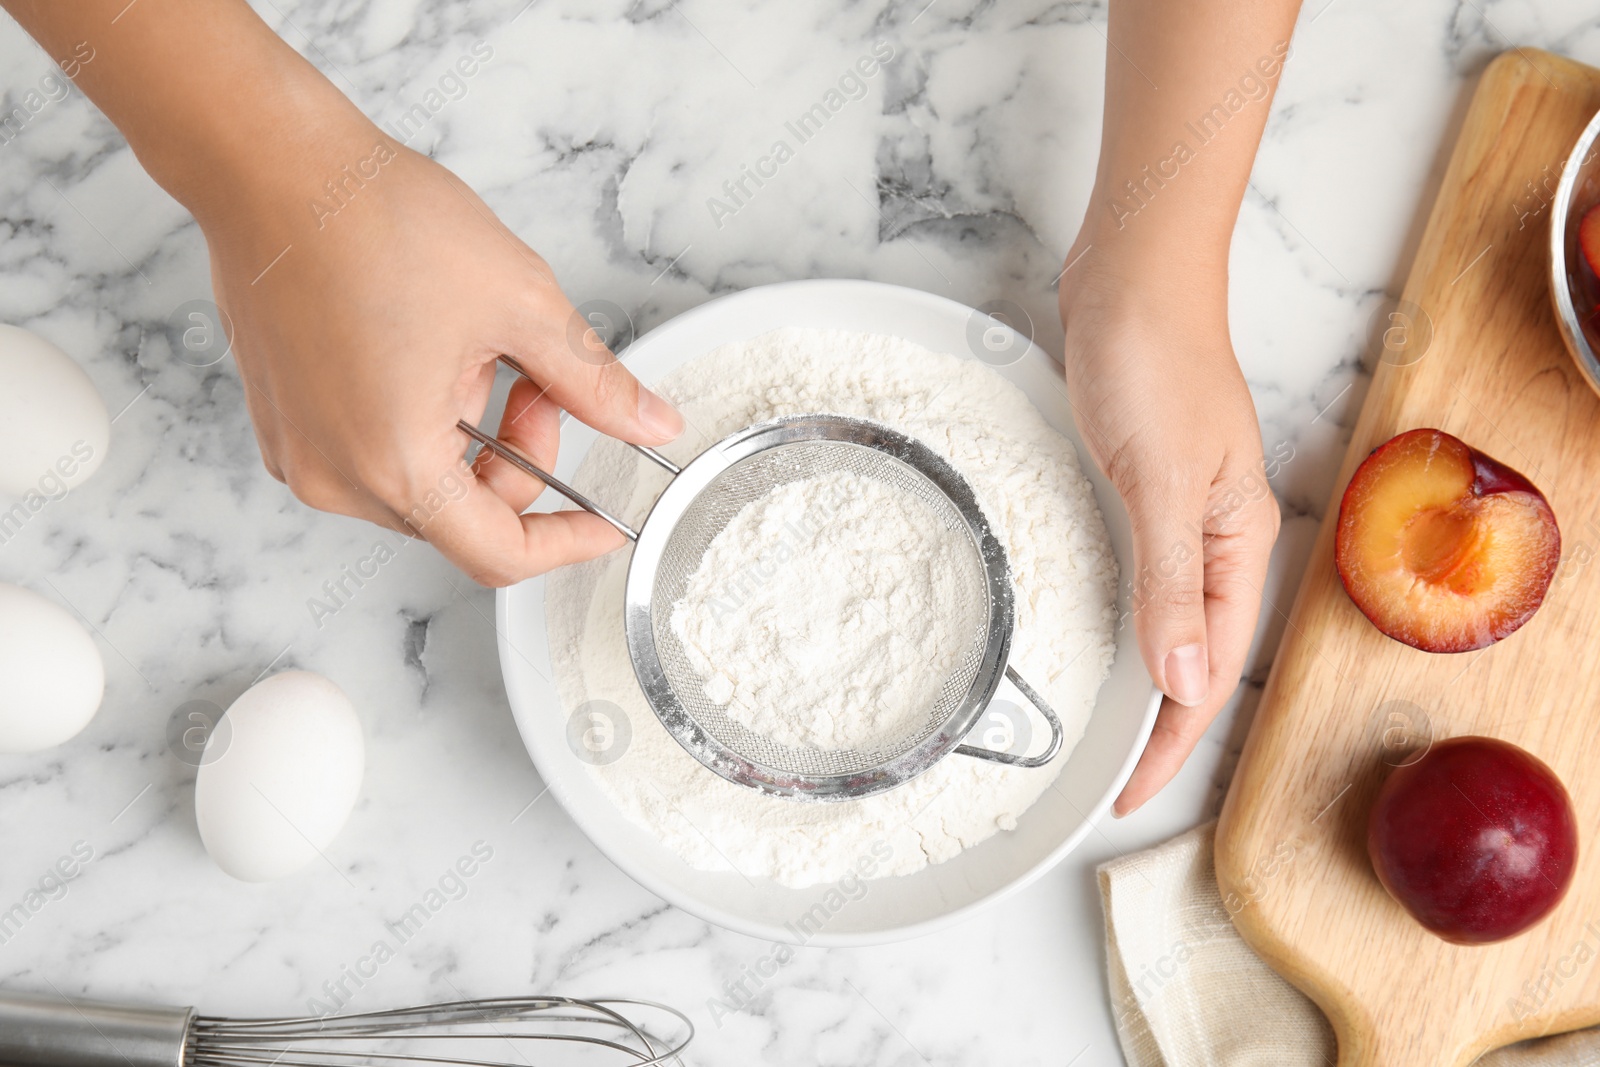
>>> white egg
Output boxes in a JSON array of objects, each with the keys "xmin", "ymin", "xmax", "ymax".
[
  {"xmin": 196, "ymin": 670, "xmax": 364, "ymax": 882},
  {"xmin": 0, "ymin": 324, "xmax": 109, "ymax": 498},
  {"xmin": 0, "ymin": 582, "xmax": 105, "ymax": 752}
]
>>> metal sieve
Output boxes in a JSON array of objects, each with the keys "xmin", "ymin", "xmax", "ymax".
[{"xmin": 461, "ymin": 357, "xmax": 1063, "ymax": 802}]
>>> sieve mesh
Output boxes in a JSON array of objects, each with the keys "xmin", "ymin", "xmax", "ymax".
[{"xmin": 647, "ymin": 440, "xmax": 993, "ymax": 777}]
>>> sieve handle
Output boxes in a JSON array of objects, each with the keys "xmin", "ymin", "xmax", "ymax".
[
  {"xmin": 453, "ymin": 355, "xmax": 684, "ymax": 542},
  {"xmin": 457, "ymin": 422, "xmax": 642, "ymax": 542},
  {"xmin": 953, "ymin": 665, "xmax": 1063, "ymax": 769},
  {"xmin": 495, "ymin": 354, "xmax": 682, "ymax": 477}
]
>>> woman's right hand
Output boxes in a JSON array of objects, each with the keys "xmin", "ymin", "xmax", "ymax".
[{"xmin": 1060, "ymin": 242, "xmax": 1280, "ymax": 816}]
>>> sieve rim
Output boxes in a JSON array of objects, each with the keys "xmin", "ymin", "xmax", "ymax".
[{"xmin": 622, "ymin": 414, "xmax": 1015, "ymax": 801}]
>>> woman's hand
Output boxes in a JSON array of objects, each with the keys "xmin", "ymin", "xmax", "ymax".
[
  {"xmin": 189, "ymin": 95, "xmax": 681, "ymax": 587},
  {"xmin": 1, "ymin": 0, "xmax": 681, "ymax": 588},
  {"xmin": 196, "ymin": 123, "xmax": 684, "ymax": 585},
  {"xmin": 1053, "ymin": 0, "xmax": 1300, "ymax": 812},
  {"xmin": 1060, "ymin": 247, "xmax": 1280, "ymax": 815}
]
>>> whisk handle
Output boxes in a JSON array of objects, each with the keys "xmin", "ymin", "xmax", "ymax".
[{"xmin": 0, "ymin": 990, "xmax": 192, "ymax": 1067}]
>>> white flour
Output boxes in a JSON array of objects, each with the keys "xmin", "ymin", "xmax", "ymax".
[
  {"xmin": 546, "ymin": 327, "xmax": 1118, "ymax": 887},
  {"xmin": 669, "ymin": 469, "xmax": 979, "ymax": 751}
]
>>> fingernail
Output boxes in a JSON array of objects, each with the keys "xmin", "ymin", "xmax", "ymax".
[
  {"xmin": 1163, "ymin": 643, "xmax": 1209, "ymax": 707},
  {"xmin": 638, "ymin": 387, "xmax": 684, "ymax": 442}
]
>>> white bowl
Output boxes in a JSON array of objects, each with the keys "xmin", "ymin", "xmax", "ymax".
[{"xmin": 496, "ymin": 279, "xmax": 1159, "ymax": 945}]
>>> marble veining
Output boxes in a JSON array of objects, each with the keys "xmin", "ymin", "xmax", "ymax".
[{"xmin": 2, "ymin": 1, "xmax": 1598, "ymax": 1063}]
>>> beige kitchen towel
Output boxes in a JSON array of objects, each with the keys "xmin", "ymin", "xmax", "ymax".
[{"xmin": 1098, "ymin": 821, "xmax": 1600, "ymax": 1066}]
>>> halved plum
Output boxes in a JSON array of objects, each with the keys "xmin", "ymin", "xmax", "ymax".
[{"xmin": 1334, "ymin": 428, "xmax": 1559, "ymax": 653}]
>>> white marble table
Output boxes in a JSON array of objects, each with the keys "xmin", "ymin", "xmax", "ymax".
[{"xmin": 2, "ymin": 1, "xmax": 1597, "ymax": 1063}]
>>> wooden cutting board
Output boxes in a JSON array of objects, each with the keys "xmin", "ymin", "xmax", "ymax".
[{"xmin": 1214, "ymin": 49, "xmax": 1600, "ymax": 1066}]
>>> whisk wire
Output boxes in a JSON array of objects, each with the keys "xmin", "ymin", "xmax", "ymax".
[
  {"xmin": 189, "ymin": 1039, "xmax": 669, "ymax": 1067},
  {"xmin": 187, "ymin": 997, "xmax": 692, "ymax": 1067}
]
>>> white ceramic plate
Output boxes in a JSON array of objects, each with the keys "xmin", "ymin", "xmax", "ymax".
[{"xmin": 496, "ymin": 279, "xmax": 1159, "ymax": 945}]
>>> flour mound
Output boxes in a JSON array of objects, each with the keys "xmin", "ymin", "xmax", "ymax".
[{"xmin": 669, "ymin": 469, "xmax": 981, "ymax": 752}]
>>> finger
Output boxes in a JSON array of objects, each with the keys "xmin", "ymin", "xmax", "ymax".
[
  {"xmin": 283, "ymin": 466, "xmax": 415, "ymax": 536},
  {"xmin": 459, "ymin": 357, "xmax": 499, "ymax": 429},
  {"xmin": 1118, "ymin": 457, "xmax": 1213, "ymax": 709},
  {"xmin": 411, "ymin": 470, "xmax": 626, "ymax": 588},
  {"xmin": 507, "ymin": 293, "xmax": 683, "ymax": 446},
  {"xmin": 475, "ymin": 378, "xmax": 564, "ymax": 513},
  {"xmin": 245, "ymin": 405, "xmax": 286, "ymax": 482},
  {"xmin": 244, "ymin": 373, "xmax": 415, "ymax": 536},
  {"xmin": 1115, "ymin": 494, "xmax": 1279, "ymax": 815},
  {"xmin": 234, "ymin": 364, "xmax": 288, "ymax": 482}
]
